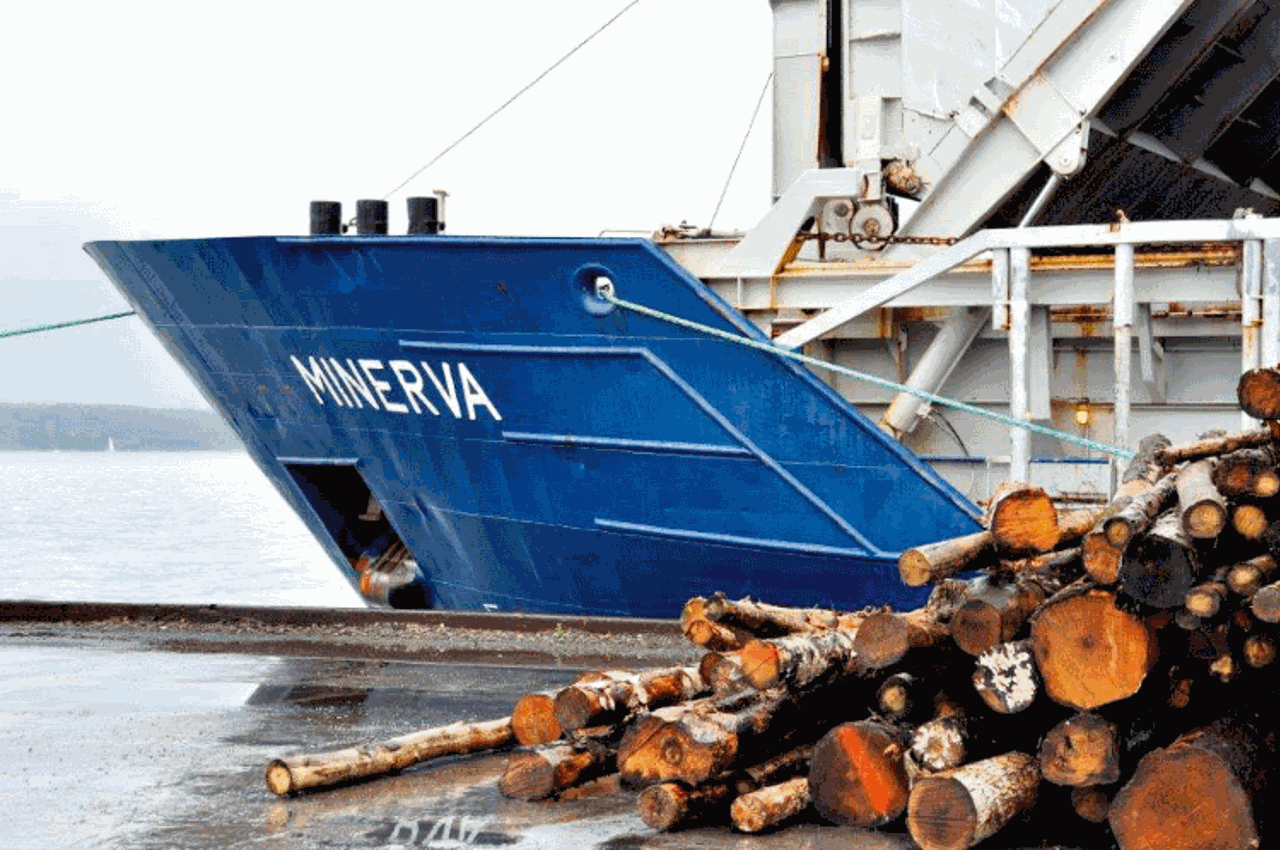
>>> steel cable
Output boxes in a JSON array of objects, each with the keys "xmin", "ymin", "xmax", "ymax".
[{"xmin": 597, "ymin": 285, "xmax": 1135, "ymax": 460}]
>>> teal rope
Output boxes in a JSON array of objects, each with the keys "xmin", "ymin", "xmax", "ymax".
[
  {"xmin": 0, "ymin": 311, "xmax": 137, "ymax": 340},
  {"xmin": 600, "ymin": 288, "xmax": 1135, "ymax": 460}
]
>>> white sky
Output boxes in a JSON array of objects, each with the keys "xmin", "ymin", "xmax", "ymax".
[{"xmin": 1, "ymin": 0, "xmax": 774, "ymax": 408}]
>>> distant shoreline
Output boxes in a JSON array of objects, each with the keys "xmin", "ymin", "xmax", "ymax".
[
  {"xmin": 0, "ymin": 402, "xmax": 238, "ymax": 451},
  {"xmin": 0, "ymin": 447, "xmax": 245, "ymax": 453}
]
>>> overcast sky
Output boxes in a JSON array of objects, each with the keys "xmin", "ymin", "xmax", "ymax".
[{"xmin": 2, "ymin": 0, "xmax": 773, "ymax": 409}]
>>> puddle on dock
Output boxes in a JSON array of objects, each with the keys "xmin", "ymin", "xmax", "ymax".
[{"xmin": 0, "ymin": 644, "xmax": 911, "ymax": 849}]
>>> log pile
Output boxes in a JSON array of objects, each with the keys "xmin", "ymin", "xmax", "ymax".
[{"xmin": 264, "ymin": 369, "xmax": 1280, "ymax": 849}]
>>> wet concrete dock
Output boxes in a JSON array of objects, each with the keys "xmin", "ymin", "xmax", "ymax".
[{"xmin": 0, "ymin": 602, "xmax": 913, "ymax": 850}]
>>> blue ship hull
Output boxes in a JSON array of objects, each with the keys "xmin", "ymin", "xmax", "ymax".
[{"xmin": 85, "ymin": 235, "xmax": 981, "ymax": 617}]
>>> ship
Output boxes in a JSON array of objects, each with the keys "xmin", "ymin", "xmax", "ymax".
[{"xmin": 86, "ymin": 0, "xmax": 1280, "ymax": 617}]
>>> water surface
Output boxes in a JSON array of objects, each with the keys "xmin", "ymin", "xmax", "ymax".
[{"xmin": 0, "ymin": 451, "xmax": 362, "ymax": 607}]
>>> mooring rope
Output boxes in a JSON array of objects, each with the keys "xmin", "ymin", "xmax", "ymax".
[
  {"xmin": 0, "ymin": 311, "xmax": 137, "ymax": 340},
  {"xmin": 597, "ymin": 284, "xmax": 1135, "ymax": 460}
]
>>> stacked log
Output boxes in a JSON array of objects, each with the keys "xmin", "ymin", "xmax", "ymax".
[{"xmin": 262, "ymin": 368, "xmax": 1280, "ymax": 848}]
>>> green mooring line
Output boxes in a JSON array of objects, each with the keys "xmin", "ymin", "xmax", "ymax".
[
  {"xmin": 0, "ymin": 311, "xmax": 137, "ymax": 340},
  {"xmin": 601, "ymin": 289, "xmax": 1135, "ymax": 460}
]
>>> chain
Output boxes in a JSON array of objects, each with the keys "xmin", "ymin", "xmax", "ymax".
[
  {"xmin": 653, "ymin": 226, "xmax": 958, "ymax": 248},
  {"xmin": 796, "ymin": 231, "xmax": 958, "ymax": 249}
]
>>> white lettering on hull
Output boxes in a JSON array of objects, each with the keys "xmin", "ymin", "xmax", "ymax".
[{"xmin": 290, "ymin": 354, "xmax": 502, "ymax": 421}]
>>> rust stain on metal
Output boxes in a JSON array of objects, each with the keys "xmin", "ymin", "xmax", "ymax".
[
  {"xmin": 890, "ymin": 307, "xmax": 932, "ymax": 324},
  {"xmin": 1029, "ymin": 247, "xmax": 1238, "ymax": 271},
  {"xmin": 1052, "ymin": 305, "xmax": 1109, "ymax": 338},
  {"xmin": 1053, "ymin": 306, "xmax": 1110, "ymax": 321},
  {"xmin": 781, "ymin": 247, "xmax": 1233, "ymax": 282},
  {"xmin": 1073, "ymin": 347, "xmax": 1089, "ymax": 398},
  {"xmin": 875, "ymin": 307, "xmax": 894, "ymax": 340}
]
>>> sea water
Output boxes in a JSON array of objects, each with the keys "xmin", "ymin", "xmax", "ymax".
[{"xmin": 0, "ymin": 451, "xmax": 363, "ymax": 607}]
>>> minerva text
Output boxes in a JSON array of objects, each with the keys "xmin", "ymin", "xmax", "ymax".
[{"xmin": 290, "ymin": 355, "xmax": 502, "ymax": 421}]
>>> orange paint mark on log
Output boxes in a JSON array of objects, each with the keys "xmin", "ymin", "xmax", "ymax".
[{"xmin": 838, "ymin": 725, "xmax": 892, "ymax": 815}]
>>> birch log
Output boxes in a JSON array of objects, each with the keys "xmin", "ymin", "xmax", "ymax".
[
  {"xmin": 553, "ymin": 666, "xmax": 704, "ymax": 734},
  {"xmin": 498, "ymin": 742, "xmax": 613, "ymax": 800},
  {"xmin": 1157, "ymin": 427, "xmax": 1272, "ymax": 465},
  {"xmin": 906, "ymin": 752, "xmax": 1040, "ymax": 850},
  {"xmin": 731, "ymin": 777, "xmax": 811, "ymax": 833},
  {"xmin": 1176, "ymin": 459, "xmax": 1227, "ymax": 539},
  {"xmin": 900, "ymin": 529, "xmax": 994, "ymax": 587},
  {"xmin": 972, "ymin": 639, "xmax": 1039, "ymax": 714},
  {"xmin": 738, "ymin": 627, "xmax": 859, "ymax": 690},
  {"xmin": 265, "ymin": 716, "xmax": 513, "ymax": 796},
  {"xmin": 638, "ymin": 781, "xmax": 736, "ymax": 830}
]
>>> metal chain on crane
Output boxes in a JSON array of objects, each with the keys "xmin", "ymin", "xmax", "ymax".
[{"xmin": 796, "ymin": 231, "xmax": 960, "ymax": 249}]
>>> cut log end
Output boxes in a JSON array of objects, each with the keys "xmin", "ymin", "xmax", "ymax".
[
  {"xmin": 1184, "ymin": 593, "xmax": 1219, "ymax": 619},
  {"xmin": 637, "ymin": 783, "xmax": 688, "ymax": 831},
  {"xmin": 911, "ymin": 713, "xmax": 967, "ymax": 774},
  {"xmin": 511, "ymin": 694, "xmax": 561, "ymax": 746},
  {"xmin": 265, "ymin": 761, "xmax": 294, "ymax": 796},
  {"xmin": 1103, "ymin": 519, "xmax": 1131, "ymax": 549},
  {"xmin": 701, "ymin": 651, "xmax": 750, "ymax": 697},
  {"xmin": 809, "ymin": 721, "xmax": 910, "ymax": 828},
  {"xmin": 908, "ymin": 776, "xmax": 980, "ymax": 850},
  {"xmin": 1110, "ymin": 737, "xmax": 1260, "ymax": 850},
  {"xmin": 616, "ymin": 705, "xmax": 747, "ymax": 788},
  {"xmin": 1245, "ymin": 635, "xmax": 1276, "ymax": 668},
  {"xmin": 498, "ymin": 750, "xmax": 558, "ymax": 801},
  {"xmin": 854, "ymin": 611, "xmax": 912, "ymax": 671},
  {"xmin": 638, "ymin": 779, "xmax": 737, "ymax": 830},
  {"xmin": 553, "ymin": 688, "xmax": 601, "ymax": 734},
  {"xmin": 1038, "ymin": 714, "xmax": 1120, "ymax": 787},
  {"xmin": 1031, "ymin": 589, "xmax": 1157, "ymax": 710},
  {"xmin": 986, "ymin": 484, "xmax": 1060, "ymax": 554},
  {"xmin": 685, "ymin": 618, "xmax": 745, "ymax": 651},
  {"xmin": 877, "ymin": 674, "xmax": 914, "ymax": 718},
  {"xmin": 1184, "ymin": 502, "xmax": 1227, "ymax": 539},
  {"xmin": 855, "ymin": 609, "xmax": 945, "ymax": 671},
  {"xmin": 899, "ymin": 549, "xmax": 934, "ymax": 587},
  {"xmin": 1082, "ymin": 532, "xmax": 1123, "ymax": 586},
  {"xmin": 898, "ymin": 530, "xmax": 993, "ymax": 587},
  {"xmin": 1255, "ymin": 469, "xmax": 1280, "ymax": 498},
  {"xmin": 1119, "ymin": 514, "xmax": 1201, "ymax": 609},
  {"xmin": 738, "ymin": 640, "xmax": 782, "ymax": 691},
  {"xmin": 1251, "ymin": 582, "xmax": 1280, "ymax": 623},
  {"xmin": 907, "ymin": 752, "xmax": 1040, "ymax": 850},
  {"xmin": 972, "ymin": 640, "xmax": 1039, "ymax": 714},
  {"xmin": 1233, "ymin": 504, "xmax": 1269, "ymax": 539},
  {"xmin": 1228, "ymin": 555, "xmax": 1277, "ymax": 597},
  {"xmin": 1237, "ymin": 367, "xmax": 1280, "ymax": 420},
  {"xmin": 1071, "ymin": 786, "xmax": 1110, "ymax": 824},
  {"xmin": 951, "ymin": 602, "xmax": 1004, "ymax": 658}
]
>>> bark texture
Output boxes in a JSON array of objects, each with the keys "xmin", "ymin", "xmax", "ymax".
[
  {"xmin": 265, "ymin": 717, "xmax": 513, "ymax": 796},
  {"xmin": 907, "ymin": 751, "xmax": 1041, "ymax": 850}
]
